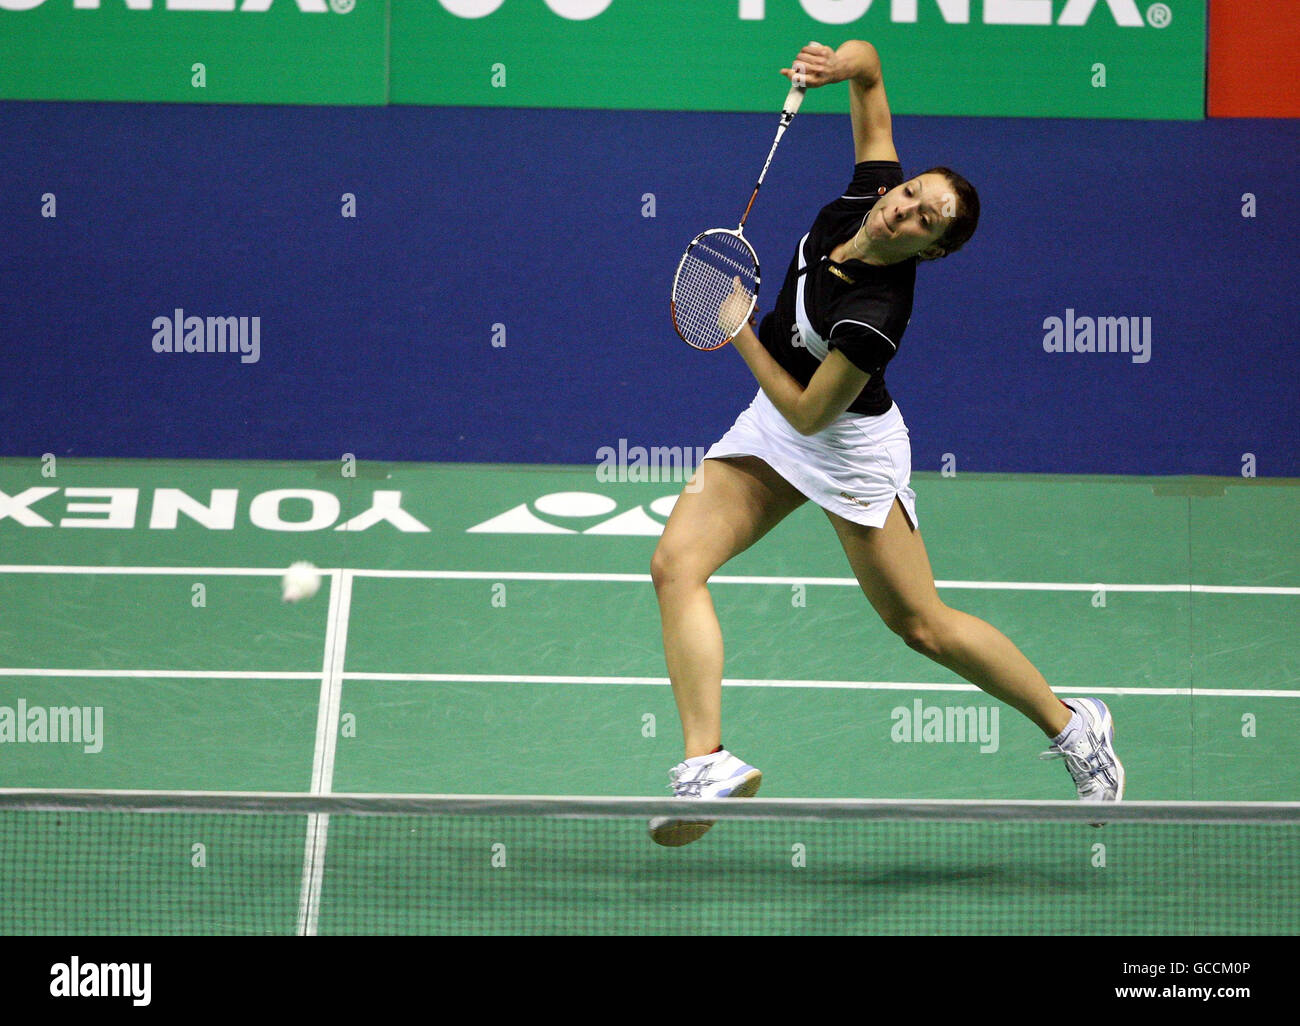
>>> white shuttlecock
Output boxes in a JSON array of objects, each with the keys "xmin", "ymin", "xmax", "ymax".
[{"xmin": 281, "ymin": 561, "xmax": 321, "ymax": 603}]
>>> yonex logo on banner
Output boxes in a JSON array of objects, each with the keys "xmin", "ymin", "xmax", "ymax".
[
  {"xmin": 0, "ymin": 487, "xmax": 673, "ymax": 536},
  {"xmin": 432, "ymin": 0, "xmax": 1169, "ymax": 27},
  {"xmin": 0, "ymin": 1, "xmax": 344, "ymax": 12},
  {"xmin": 0, "ymin": 488, "xmax": 431, "ymax": 532}
]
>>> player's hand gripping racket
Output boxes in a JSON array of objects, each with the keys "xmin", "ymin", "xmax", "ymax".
[{"xmin": 670, "ymin": 83, "xmax": 805, "ymax": 350}]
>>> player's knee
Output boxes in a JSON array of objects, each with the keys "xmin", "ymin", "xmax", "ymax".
[
  {"xmin": 650, "ymin": 535, "xmax": 712, "ymax": 592},
  {"xmin": 650, "ymin": 542, "xmax": 692, "ymax": 592},
  {"xmin": 892, "ymin": 611, "xmax": 946, "ymax": 660}
]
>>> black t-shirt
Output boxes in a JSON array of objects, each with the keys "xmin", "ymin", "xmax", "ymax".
[{"xmin": 758, "ymin": 161, "xmax": 916, "ymax": 416}]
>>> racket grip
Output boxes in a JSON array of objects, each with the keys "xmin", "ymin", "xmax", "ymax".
[{"xmin": 783, "ymin": 83, "xmax": 806, "ymax": 116}]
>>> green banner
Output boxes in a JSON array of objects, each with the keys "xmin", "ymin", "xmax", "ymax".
[
  {"xmin": 0, "ymin": 0, "xmax": 388, "ymax": 105},
  {"xmin": 391, "ymin": 0, "xmax": 1205, "ymax": 118},
  {"xmin": 0, "ymin": 1, "xmax": 1205, "ymax": 118}
]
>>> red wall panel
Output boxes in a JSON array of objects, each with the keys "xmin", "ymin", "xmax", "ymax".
[{"xmin": 1208, "ymin": 0, "xmax": 1300, "ymax": 117}]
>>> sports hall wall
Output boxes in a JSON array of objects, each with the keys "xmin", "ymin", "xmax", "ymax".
[{"xmin": 2, "ymin": 1, "xmax": 1296, "ymax": 477}]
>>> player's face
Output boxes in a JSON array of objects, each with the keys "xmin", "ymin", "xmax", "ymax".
[{"xmin": 862, "ymin": 173, "xmax": 955, "ymax": 257}]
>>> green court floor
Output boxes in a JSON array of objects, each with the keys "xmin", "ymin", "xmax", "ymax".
[{"xmin": 1, "ymin": 458, "xmax": 1297, "ymax": 933}]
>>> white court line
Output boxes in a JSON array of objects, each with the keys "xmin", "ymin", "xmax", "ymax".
[
  {"xmin": 0, "ymin": 669, "xmax": 318, "ymax": 679},
  {"xmin": 0, "ymin": 565, "xmax": 286, "ymax": 576},
  {"xmin": 343, "ymin": 672, "xmax": 1300, "ymax": 700},
  {"xmin": 1, "ymin": 564, "xmax": 1297, "ymax": 594},
  {"xmin": 296, "ymin": 569, "xmax": 352, "ymax": 939},
  {"xmin": 350, "ymin": 569, "xmax": 1300, "ymax": 595},
  {"xmin": 2, "ymin": 667, "xmax": 1294, "ymax": 698},
  {"xmin": 310, "ymin": 570, "xmax": 352, "ymax": 795}
]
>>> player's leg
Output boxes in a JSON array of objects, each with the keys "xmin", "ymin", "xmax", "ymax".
[
  {"xmin": 827, "ymin": 497, "xmax": 1124, "ymax": 800},
  {"xmin": 651, "ymin": 455, "xmax": 807, "ymax": 757},
  {"xmin": 825, "ymin": 497, "xmax": 1070, "ymax": 736}
]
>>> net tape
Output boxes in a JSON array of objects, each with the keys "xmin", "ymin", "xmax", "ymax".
[{"xmin": 3, "ymin": 790, "xmax": 1298, "ymax": 825}]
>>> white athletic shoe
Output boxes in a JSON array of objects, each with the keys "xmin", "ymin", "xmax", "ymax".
[
  {"xmin": 648, "ymin": 749, "xmax": 763, "ymax": 848},
  {"xmin": 1041, "ymin": 698, "xmax": 1125, "ymax": 802}
]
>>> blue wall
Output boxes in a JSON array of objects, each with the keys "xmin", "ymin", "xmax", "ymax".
[{"xmin": 1, "ymin": 101, "xmax": 1296, "ymax": 476}]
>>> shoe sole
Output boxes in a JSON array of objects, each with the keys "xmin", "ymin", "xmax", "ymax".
[{"xmin": 648, "ymin": 770, "xmax": 762, "ymax": 848}]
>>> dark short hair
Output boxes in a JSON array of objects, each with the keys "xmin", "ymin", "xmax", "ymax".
[{"xmin": 920, "ymin": 166, "xmax": 979, "ymax": 259}]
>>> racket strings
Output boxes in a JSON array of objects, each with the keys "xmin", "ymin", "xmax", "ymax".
[
  {"xmin": 672, "ymin": 233, "xmax": 759, "ymax": 351},
  {"xmin": 692, "ymin": 236, "xmax": 758, "ymax": 278}
]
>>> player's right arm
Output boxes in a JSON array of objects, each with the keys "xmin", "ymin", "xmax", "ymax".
[{"xmin": 780, "ymin": 40, "xmax": 898, "ymax": 165}]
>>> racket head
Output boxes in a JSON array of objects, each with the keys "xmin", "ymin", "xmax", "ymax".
[{"xmin": 670, "ymin": 228, "xmax": 760, "ymax": 351}]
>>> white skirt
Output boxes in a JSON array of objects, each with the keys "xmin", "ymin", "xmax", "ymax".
[{"xmin": 704, "ymin": 388, "xmax": 918, "ymax": 529}]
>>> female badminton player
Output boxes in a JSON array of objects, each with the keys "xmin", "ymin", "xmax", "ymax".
[{"xmin": 649, "ymin": 40, "xmax": 1124, "ymax": 847}]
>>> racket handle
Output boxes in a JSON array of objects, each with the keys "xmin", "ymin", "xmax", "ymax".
[
  {"xmin": 740, "ymin": 82, "xmax": 806, "ymax": 228},
  {"xmin": 782, "ymin": 83, "xmax": 806, "ymax": 116}
]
